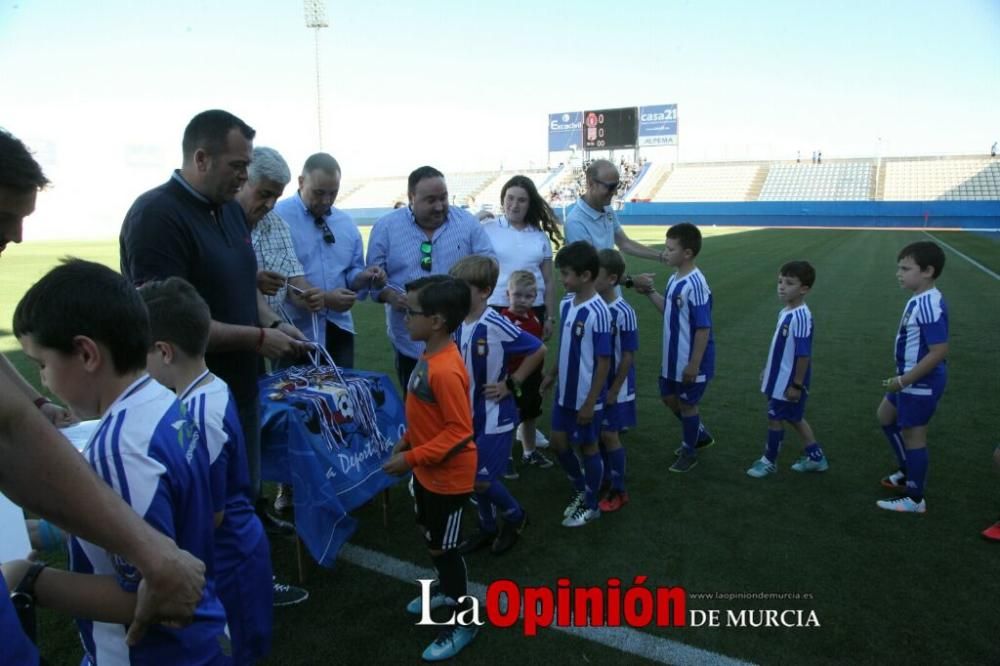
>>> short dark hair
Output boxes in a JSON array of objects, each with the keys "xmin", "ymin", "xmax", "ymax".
[
  {"xmin": 407, "ymin": 166, "xmax": 445, "ymax": 195},
  {"xmin": 585, "ymin": 159, "xmax": 617, "ymax": 181},
  {"xmin": 555, "ymin": 241, "xmax": 600, "ymax": 280},
  {"xmin": 302, "ymin": 152, "xmax": 341, "ymax": 177},
  {"xmin": 598, "ymin": 248, "xmax": 626, "ymax": 283},
  {"xmin": 182, "ymin": 110, "xmax": 255, "ymax": 160},
  {"xmin": 898, "ymin": 241, "xmax": 945, "ymax": 279},
  {"xmin": 449, "ymin": 255, "xmax": 499, "ymax": 291},
  {"xmin": 137, "ymin": 277, "xmax": 212, "ymax": 357},
  {"xmin": 667, "ymin": 222, "xmax": 703, "ymax": 257},
  {"xmin": 13, "ymin": 259, "xmax": 149, "ymax": 374},
  {"xmin": 779, "ymin": 260, "xmax": 816, "ymax": 288},
  {"xmin": 0, "ymin": 128, "xmax": 49, "ymax": 193},
  {"xmin": 405, "ymin": 275, "xmax": 470, "ymax": 333}
]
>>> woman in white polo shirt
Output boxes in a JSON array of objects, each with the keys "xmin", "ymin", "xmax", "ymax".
[{"xmin": 482, "ymin": 175, "xmax": 563, "ymax": 468}]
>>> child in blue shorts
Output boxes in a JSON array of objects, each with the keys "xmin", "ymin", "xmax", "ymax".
[
  {"xmin": 634, "ymin": 223, "xmax": 716, "ymax": 473},
  {"xmin": 595, "ymin": 249, "xmax": 638, "ymax": 512},
  {"xmin": 876, "ymin": 241, "xmax": 949, "ymax": 514},
  {"xmin": 449, "ymin": 257, "xmax": 545, "ymax": 554},
  {"xmin": 746, "ymin": 261, "xmax": 828, "ymax": 478},
  {"xmin": 140, "ymin": 277, "xmax": 274, "ymax": 663},
  {"xmin": 541, "ymin": 241, "xmax": 613, "ymax": 527}
]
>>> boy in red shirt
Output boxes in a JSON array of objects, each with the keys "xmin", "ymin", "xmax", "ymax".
[
  {"xmin": 382, "ymin": 275, "xmax": 478, "ymax": 661},
  {"xmin": 500, "ymin": 270, "xmax": 553, "ymax": 470}
]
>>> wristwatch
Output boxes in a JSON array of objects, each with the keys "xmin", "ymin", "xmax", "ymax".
[{"xmin": 10, "ymin": 561, "xmax": 48, "ymax": 612}]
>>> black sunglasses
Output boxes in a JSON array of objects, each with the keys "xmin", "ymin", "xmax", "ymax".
[
  {"xmin": 420, "ymin": 241, "xmax": 432, "ymax": 272},
  {"xmin": 593, "ymin": 178, "xmax": 620, "ymax": 191},
  {"xmin": 314, "ymin": 216, "xmax": 335, "ymax": 244}
]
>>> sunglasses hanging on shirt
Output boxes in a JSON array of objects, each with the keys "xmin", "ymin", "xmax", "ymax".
[{"xmin": 314, "ymin": 216, "xmax": 335, "ymax": 244}]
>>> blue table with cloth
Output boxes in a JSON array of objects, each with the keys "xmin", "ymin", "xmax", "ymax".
[{"xmin": 259, "ymin": 366, "xmax": 405, "ymax": 567}]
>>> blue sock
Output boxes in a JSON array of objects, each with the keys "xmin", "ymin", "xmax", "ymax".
[
  {"xmin": 582, "ymin": 451, "xmax": 604, "ymax": 510},
  {"xmin": 674, "ymin": 410, "xmax": 711, "ymax": 443},
  {"xmin": 475, "ymin": 492, "xmax": 497, "ymax": 533},
  {"xmin": 484, "ymin": 481, "xmax": 524, "ymax": 524},
  {"xmin": 765, "ymin": 429, "xmax": 784, "ymax": 463},
  {"xmin": 804, "ymin": 442, "xmax": 824, "ymax": 461},
  {"xmin": 880, "ymin": 424, "xmax": 907, "ymax": 472},
  {"xmin": 599, "ymin": 441, "xmax": 611, "ymax": 485},
  {"xmin": 556, "ymin": 448, "xmax": 585, "ymax": 491},
  {"xmin": 608, "ymin": 447, "xmax": 627, "ymax": 492},
  {"xmin": 681, "ymin": 414, "xmax": 701, "ymax": 454},
  {"xmin": 905, "ymin": 447, "xmax": 928, "ymax": 501}
]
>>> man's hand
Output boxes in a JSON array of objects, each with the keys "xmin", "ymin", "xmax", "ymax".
[
  {"xmin": 361, "ymin": 266, "xmax": 387, "ymax": 289},
  {"xmin": 326, "ymin": 288, "xmax": 358, "ymax": 312},
  {"xmin": 276, "ymin": 322, "xmax": 308, "ymax": 342},
  {"xmin": 300, "ymin": 287, "xmax": 325, "ymax": 312},
  {"xmin": 682, "ymin": 362, "xmax": 699, "ymax": 384},
  {"xmin": 382, "ymin": 288, "xmax": 409, "ymax": 313},
  {"xmin": 258, "ymin": 328, "xmax": 308, "ymax": 360},
  {"xmin": 382, "ymin": 452, "xmax": 412, "ymax": 475},
  {"xmin": 126, "ymin": 545, "xmax": 205, "ymax": 646},
  {"xmin": 256, "ymin": 270, "xmax": 286, "ymax": 296},
  {"xmin": 41, "ymin": 402, "xmax": 78, "ymax": 427},
  {"xmin": 632, "ymin": 273, "xmax": 656, "ymax": 295}
]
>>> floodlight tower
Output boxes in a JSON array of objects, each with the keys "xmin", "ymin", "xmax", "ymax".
[{"xmin": 304, "ymin": 0, "xmax": 329, "ymax": 149}]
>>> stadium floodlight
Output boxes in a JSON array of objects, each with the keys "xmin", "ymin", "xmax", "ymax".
[{"xmin": 304, "ymin": 0, "xmax": 329, "ymax": 148}]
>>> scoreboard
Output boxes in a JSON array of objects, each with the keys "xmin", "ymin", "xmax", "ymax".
[{"xmin": 583, "ymin": 107, "xmax": 638, "ymax": 149}]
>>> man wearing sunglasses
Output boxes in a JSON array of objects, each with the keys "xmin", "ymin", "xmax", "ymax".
[
  {"xmin": 367, "ymin": 166, "xmax": 496, "ymax": 392},
  {"xmin": 565, "ymin": 159, "xmax": 667, "ymax": 262},
  {"xmin": 274, "ymin": 153, "xmax": 386, "ymax": 369}
]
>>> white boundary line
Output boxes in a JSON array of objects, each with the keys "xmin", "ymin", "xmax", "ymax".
[
  {"xmin": 923, "ymin": 231, "xmax": 1000, "ymax": 281},
  {"xmin": 339, "ymin": 543, "xmax": 756, "ymax": 666}
]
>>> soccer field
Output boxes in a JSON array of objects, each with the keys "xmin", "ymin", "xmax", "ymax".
[{"xmin": 3, "ymin": 227, "xmax": 999, "ymax": 665}]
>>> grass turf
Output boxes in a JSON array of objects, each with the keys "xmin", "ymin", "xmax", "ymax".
[{"xmin": 2, "ymin": 227, "xmax": 998, "ymax": 665}]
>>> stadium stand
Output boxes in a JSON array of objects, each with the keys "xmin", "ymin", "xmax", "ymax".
[
  {"xmin": 758, "ymin": 161, "xmax": 874, "ymax": 201},
  {"xmin": 336, "ymin": 176, "xmax": 408, "ymax": 207},
  {"xmin": 882, "ymin": 156, "xmax": 1000, "ymax": 201},
  {"xmin": 476, "ymin": 169, "xmax": 556, "ymax": 211},
  {"xmin": 651, "ymin": 163, "xmax": 763, "ymax": 202}
]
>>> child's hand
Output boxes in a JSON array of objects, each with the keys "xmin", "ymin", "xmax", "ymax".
[
  {"xmin": 382, "ymin": 452, "xmax": 412, "ymax": 475},
  {"xmin": 483, "ymin": 382, "xmax": 508, "ymax": 401},
  {"xmin": 784, "ymin": 386, "xmax": 802, "ymax": 403},
  {"xmin": 632, "ymin": 273, "xmax": 656, "ymax": 294},
  {"xmin": 391, "ymin": 437, "xmax": 411, "ymax": 455},
  {"xmin": 577, "ymin": 403, "xmax": 595, "ymax": 425},
  {"xmin": 882, "ymin": 376, "xmax": 905, "ymax": 393},
  {"xmin": 540, "ymin": 374, "xmax": 556, "ymax": 394},
  {"xmin": 682, "ymin": 362, "xmax": 699, "ymax": 384}
]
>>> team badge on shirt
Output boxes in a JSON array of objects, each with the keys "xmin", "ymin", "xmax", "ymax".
[
  {"xmin": 781, "ymin": 324, "xmax": 789, "ymax": 337},
  {"xmin": 476, "ymin": 338, "xmax": 487, "ymax": 356},
  {"xmin": 675, "ymin": 294, "xmax": 685, "ymax": 308},
  {"xmin": 574, "ymin": 321, "xmax": 585, "ymax": 337}
]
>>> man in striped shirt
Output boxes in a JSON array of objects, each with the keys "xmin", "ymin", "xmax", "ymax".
[{"xmin": 746, "ymin": 261, "xmax": 828, "ymax": 478}]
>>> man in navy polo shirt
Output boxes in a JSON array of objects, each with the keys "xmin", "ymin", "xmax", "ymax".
[
  {"xmin": 564, "ymin": 159, "xmax": 665, "ymax": 261},
  {"xmin": 120, "ymin": 110, "xmax": 309, "ymax": 605}
]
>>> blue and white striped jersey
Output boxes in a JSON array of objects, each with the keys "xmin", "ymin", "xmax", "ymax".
[
  {"xmin": 72, "ymin": 375, "xmax": 228, "ymax": 665},
  {"xmin": 455, "ymin": 308, "xmax": 542, "ymax": 436},
  {"xmin": 183, "ymin": 375, "xmax": 264, "ymax": 579},
  {"xmin": 894, "ymin": 288, "xmax": 948, "ymax": 390},
  {"xmin": 556, "ymin": 293, "xmax": 613, "ymax": 410},
  {"xmin": 761, "ymin": 304, "xmax": 813, "ymax": 400},
  {"xmin": 606, "ymin": 296, "xmax": 639, "ymax": 403},
  {"xmin": 660, "ymin": 268, "xmax": 715, "ymax": 382}
]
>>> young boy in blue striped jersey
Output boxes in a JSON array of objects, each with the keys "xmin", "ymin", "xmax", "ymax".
[
  {"xmin": 541, "ymin": 241, "xmax": 613, "ymax": 527},
  {"xmin": 449, "ymin": 256, "xmax": 545, "ymax": 554},
  {"xmin": 876, "ymin": 241, "xmax": 949, "ymax": 514},
  {"xmin": 634, "ymin": 223, "xmax": 716, "ymax": 473},
  {"xmin": 746, "ymin": 261, "xmax": 828, "ymax": 478},
  {"xmin": 595, "ymin": 249, "xmax": 638, "ymax": 512}
]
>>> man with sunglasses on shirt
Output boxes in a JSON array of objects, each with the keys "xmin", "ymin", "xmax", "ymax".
[
  {"xmin": 274, "ymin": 153, "xmax": 386, "ymax": 369},
  {"xmin": 564, "ymin": 159, "xmax": 667, "ymax": 262},
  {"xmin": 367, "ymin": 166, "xmax": 496, "ymax": 393}
]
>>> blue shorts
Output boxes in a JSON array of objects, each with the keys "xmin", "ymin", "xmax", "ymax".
[
  {"xmin": 602, "ymin": 401, "xmax": 637, "ymax": 432},
  {"xmin": 474, "ymin": 431, "xmax": 515, "ymax": 482},
  {"xmin": 767, "ymin": 393, "xmax": 809, "ymax": 423},
  {"xmin": 659, "ymin": 377, "xmax": 708, "ymax": 405},
  {"xmin": 217, "ymin": 532, "xmax": 273, "ymax": 664},
  {"xmin": 886, "ymin": 377, "xmax": 946, "ymax": 428},
  {"xmin": 551, "ymin": 403, "xmax": 603, "ymax": 445}
]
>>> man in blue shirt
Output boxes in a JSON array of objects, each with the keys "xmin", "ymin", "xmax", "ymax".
[
  {"xmin": 274, "ymin": 153, "xmax": 386, "ymax": 369},
  {"xmin": 564, "ymin": 159, "xmax": 666, "ymax": 261},
  {"xmin": 366, "ymin": 166, "xmax": 496, "ymax": 391}
]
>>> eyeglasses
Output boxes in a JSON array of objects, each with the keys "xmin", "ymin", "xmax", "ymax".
[
  {"xmin": 405, "ymin": 307, "xmax": 427, "ymax": 318},
  {"xmin": 314, "ymin": 216, "xmax": 335, "ymax": 244},
  {"xmin": 419, "ymin": 241, "xmax": 432, "ymax": 272},
  {"xmin": 593, "ymin": 178, "xmax": 620, "ymax": 191}
]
